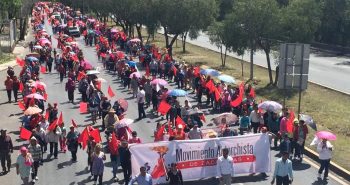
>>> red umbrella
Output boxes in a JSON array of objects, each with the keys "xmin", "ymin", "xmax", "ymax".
[
  {"xmin": 117, "ymin": 98, "xmax": 128, "ymax": 111},
  {"xmin": 26, "ymin": 93, "xmax": 45, "ymax": 100}
]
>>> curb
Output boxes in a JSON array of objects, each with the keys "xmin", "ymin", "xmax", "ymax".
[{"xmin": 304, "ymin": 146, "xmax": 350, "ymax": 181}]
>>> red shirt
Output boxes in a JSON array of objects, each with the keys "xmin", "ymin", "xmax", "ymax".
[
  {"xmin": 174, "ymin": 131, "xmax": 185, "ymax": 140},
  {"xmin": 128, "ymin": 137, "xmax": 141, "ymax": 144}
]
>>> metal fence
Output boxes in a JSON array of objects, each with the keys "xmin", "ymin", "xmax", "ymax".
[{"xmin": 0, "ymin": 19, "xmax": 17, "ymax": 53}]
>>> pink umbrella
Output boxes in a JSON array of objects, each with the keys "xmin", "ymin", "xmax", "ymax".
[
  {"xmin": 130, "ymin": 38, "xmax": 141, "ymax": 43},
  {"xmin": 129, "ymin": 72, "xmax": 141, "ymax": 78},
  {"xmin": 117, "ymin": 98, "xmax": 128, "ymax": 111},
  {"xmin": 26, "ymin": 93, "xmax": 45, "ymax": 100},
  {"xmin": 151, "ymin": 79, "xmax": 168, "ymax": 86},
  {"xmin": 39, "ymin": 39, "xmax": 51, "ymax": 45},
  {"xmin": 212, "ymin": 113, "xmax": 238, "ymax": 125},
  {"xmin": 81, "ymin": 60, "xmax": 93, "ymax": 70},
  {"xmin": 316, "ymin": 131, "xmax": 336, "ymax": 140},
  {"xmin": 118, "ymin": 118, "xmax": 134, "ymax": 128},
  {"xmin": 111, "ymin": 28, "xmax": 119, "ymax": 33},
  {"xmin": 31, "ymin": 81, "xmax": 47, "ymax": 90}
]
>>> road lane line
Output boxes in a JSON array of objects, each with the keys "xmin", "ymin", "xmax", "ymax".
[{"xmin": 303, "ymin": 158, "xmax": 349, "ymax": 185}]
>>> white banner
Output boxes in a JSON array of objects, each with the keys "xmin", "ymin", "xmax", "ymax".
[{"xmin": 130, "ymin": 134, "xmax": 271, "ymax": 184}]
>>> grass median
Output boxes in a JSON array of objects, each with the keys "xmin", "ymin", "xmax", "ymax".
[
  {"xmin": 0, "ymin": 53, "xmax": 14, "ymax": 65},
  {"xmin": 145, "ymin": 32, "xmax": 350, "ymax": 170}
]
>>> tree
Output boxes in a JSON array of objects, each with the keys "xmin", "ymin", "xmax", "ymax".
[
  {"xmin": 280, "ymin": 0, "xmax": 322, "ymax": 43},
  {"xmin": 208, "ymin": 22, "xmax": 229, "ymax": 66},
  {"xmin": 229, "ymin": 0, "xmax": 280, "ymax": 82},
  {"xmin": 157, "ymin": 0, "xmax": 217, "ymax": 55},
  {"xmin": 314, "ymin": 0, "xmax": 350, "ymax": 47}
]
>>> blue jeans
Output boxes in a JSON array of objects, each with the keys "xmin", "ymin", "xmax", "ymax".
[
  {"xmin": 111, "ymin": 155, "xmax": 120, "ymax": 177},
  {"xmin": 318, "ymin": 159, "xmax": 330, "ymax": 177}
]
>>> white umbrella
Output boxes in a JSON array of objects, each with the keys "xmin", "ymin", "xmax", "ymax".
[
  {"xmin": 33, "ymin": 45, "xmax": 43, "ymax": 49},
  {"xmin": 86, "ymin": 70, "xmax": 100, "ymax": 75},
  {"xmin": 218, "ymin": 74, "xmax": 235, "ymax": 83},
  {"xmin": 258, "ymin": 101, "xmax": 283, "ymax": 112}
]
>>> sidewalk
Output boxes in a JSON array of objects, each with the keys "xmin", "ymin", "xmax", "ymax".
[{"xmin": 0, "ymin": 21, "xmax": 35, "ymax": 71}]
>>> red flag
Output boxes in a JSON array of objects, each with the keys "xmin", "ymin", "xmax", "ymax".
[
  {"xmin": 19, "ymin": 127, "xmax": 32, "ymax": 140},
  {"xmin": 145, "ymin": 66, "xmax": 150, "ymax": 77},
  {"xmin": 286, "ymin": 110, "xmax": 295, "ymax": 133},
  {"xmin": 154, "ymin": 124, "xmax": 166, "ymax": 142},
  {"xmin": 199, "ymin": 114, "xmax": 206, "ymax": 122},
  {"xmin": 78, "ymin": 127, "xmax": 89, "ymax": 149},
  {"xmin": 175, "ymin": 116, "xmax": 186, "ymax": 129},
  {"xmin": 79, "ymin": 102, "xmax": 88, "ymax": 113},
  {"xmin": 71, "ymin": 55, "xmax": 78, "ymax": 61},
  {"xmin": 100, "ymin": 53, "xmax": 106, "ymax": 58},
  {"xmin": 172, "ymin": 66, "xmax": 177, "ymax": 76},
  {"xmin": 31, "ymin": 88, "xmax": 36, "ymax": 93},
  {"xmin": 16, "ymin": 57, "xmax": 25, "ymax": 67},
  {"xmin": 71, "ymin": 119, "xmax": 78, "ymax": 128},
  {"xmin": 109, "ymin": 132, "xmax": 120, "ymax": 153},
  {"xmin": 194, "ymin": 66, "xmax": 200, "ymax": 77},
  {"xmin": 214, "ymin": 87, "xmax": 221, "ymax": 101},
  {"xmin": 47, "ymin": 119, "xmax": 58, "ymax": 131},
  {"xmin": 249, "ymin": 87, "xmax": 256, "ymax": 98},
  {"xmin": 205, "ymin": 80, "xmax": 215, "ymax": 92},
  {"xmin": 40, "ymin": 66, "xmax": 46, "ymax": 73},
  {"xmin": 151, "ymin": 158, "xmax": 167, "ymax": 179},
  {"xmin": 230, "ymin": 96, "xmax": 242, "ymax": 107},
  {"xmin": 157, "ymin": 101, "xmax": 171, "ymax": 115},
  {"xmin": 57, "ymin": 112, "xmax": 63, "ymax": 126},
  {"xmin": 90, "ymin": 128, "xmax": 101, "ymax": 143},
  {"xmin": 95, "ymin": 81, "xmax": 101, "ymax": 90},
  {"xmin": 77, "ymin": 71, "xmax": 86, "ymax": 81},
  {"xmin": 168, "ymin": 121, "xmax": 174, "ymax": 136},
  {"xmin": 107, "ymin": 86, "xmax": 115, "ymax": 98},
  {"xmin": 19, "ymin": 82, "xmax": 24, "ymax": 92},
  {"xmin": 29, "ymin": 98, "xmax": 35, "ymax": 106},
  {"xmin": 18, "ymin": 101, "xmax": 26, "ymax": 111},
  {"xmin": 43, "ymin": 93, "xmax": 48, "ymax": 100},
  {"xmin": 230, "ymin": 82, "xmax": 244, "ymax": 107},
  {"xmin": 45, "ymin": 111, "xmax": 49, "ymax": 120}
]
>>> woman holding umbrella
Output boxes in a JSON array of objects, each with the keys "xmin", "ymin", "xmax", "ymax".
[{"xmin": 316, "ymin": 131, "xmax": 335, "ymax": 180}]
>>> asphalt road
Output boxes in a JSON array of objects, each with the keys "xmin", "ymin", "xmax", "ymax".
[
  {"xmin": 165, "ymin": 31, "xmax": 350, "ymax": 94},
  {"xmin": 0, "ymin": 22, "xmax": 348, "ymax": 185}
]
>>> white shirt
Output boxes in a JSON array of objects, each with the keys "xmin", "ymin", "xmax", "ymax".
[
  {"xmin": 317, "ymin": 141, "xmax": 333, "ymax": 160},
  {"xmin": 137, "ymin": 90, "xmax": 145, "ymax": 103},
  {"xmin": 249, "ymin": 110, "xmax": 260, "ymax": 123},
  {"xmin": 216, "ymin": 155, "xmax": 234, "ymax": 177}
]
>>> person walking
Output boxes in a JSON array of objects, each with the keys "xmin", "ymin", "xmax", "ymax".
[
  {"xmin": 91, "ymin": 144, "xmax": 106, "ymax": 185},
  {"xmin": 250, "ymin": 105, "xmax": 260, "ymax": 133},
  {"xmin": 12, "ymin": 76, "xmax": 20, "ymax": 102},
  {"xmin": 119, "ymin": 140, "xmax": 132, "ymax": 185},
  {"xmin": 166, "ymin": 163, "xmax": 184, "ymax": 185},
  {"xmin": 108, "ymin": 134, "xmax": 120, "ymax": 182},
  {"xmin": 137, "ymin": 86, "xmax": 146, "ymax": 120},
  {"xmin": 65, "ymin": 78, "xmax": 76, "ymax": 103},
  {"xmin": 317, "ymin": 139, "xmax": 333, "ymax": 180},
  {"xmin": 16, "ymin": 146, "xmax": 33, "ymax": 185},
  {"xmin": 271, "ymin": 151, "xmax": 293, "ymax": 185},
  {"xmin": 293, "ymin": 120, "xmax": 308, "ymax": 161},
  {"xmin": 4, "ymin": 76, "xmax": 13, "ymax": 103},
  {"xmin": 216, "ymin": 148, "xmax": 234, "ymax": 185},
  {"xmin": 128, "ymin": 166, "xmax": 152, "ymax": 185},
  {"xmin": 28, "ymin": 137, "xmax": 42, "ymax": 183},
  {"xmin": 59, "ymin": 122, "xmax": 67, "ymax": 153},
  {"xmin": 0, "ymin": 128, "xmax": 13, "ymax": 173},
  {"xmin": 66, "ymin": 125, "xmax": 80, "ymax": 162},
  {"xmin": 47, "ymin": 125, "xmax": 61, "ymax": 159}
]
